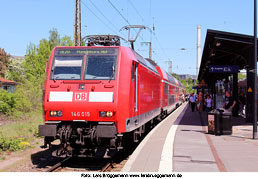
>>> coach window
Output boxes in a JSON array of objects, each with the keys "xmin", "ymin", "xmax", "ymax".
[{"xmin": 164, "ymin": 83, "xmax": 168, "ymax": 95}]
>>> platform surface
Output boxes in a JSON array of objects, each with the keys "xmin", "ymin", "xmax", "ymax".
[{"xmin": 122, "ymin": 102, "xmax": 258, "ymax": 172}]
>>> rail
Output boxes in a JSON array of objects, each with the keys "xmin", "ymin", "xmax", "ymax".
[{"xmin": 45, "ymin": 157, "xmax": 72, "ymax": 172}]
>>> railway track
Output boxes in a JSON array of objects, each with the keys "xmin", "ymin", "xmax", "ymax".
[
  {"xmin": 45, "ymin": 157, "xmax": 72, "ymax": 172},
  {"xmin": 100, "ymin": 161, "xmax": 114, "ymax": 172},
  {"xmin": 45, "ymin": 153, "xmax": 126, "ymax": 172},
  {"xmin": 43, "ymin": 108, "xmax": 180, "ymax": 173},
  {"xmin": 45, "ymin": 148, "xmax": 132, "ymax": 172},
  {"xmin": 43, "ymin": 106, "xmax": 181, "ymax": 173}
]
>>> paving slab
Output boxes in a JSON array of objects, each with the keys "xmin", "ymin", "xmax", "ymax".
[
  {"xmin": 123, "ymin": 103, "xmax": 258, "ymax": 172},
  {"xmin": 173, "ymin": 106, "xmax": 219, "ymax": 172},
  {"xmin": 122, "ymin": 103, "xmax": 188, "ymax": 172}
]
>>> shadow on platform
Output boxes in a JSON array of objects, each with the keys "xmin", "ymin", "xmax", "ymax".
[{"xmin": 179, "ymin": 104, "xmax": 248, "ymax": 128}]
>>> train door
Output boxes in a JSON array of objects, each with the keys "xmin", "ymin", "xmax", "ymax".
[
  {"xmin": 168, "ymin": 85, "xmax": 170, "ymax": 106},
  {"xmin": 132, "ymin": 61, "xmax": 141, "ymax": 142},
  {"xmin": 132, "ymin": 61, "xmax": 139, "ymax": 117},
  {"xmin": 134, "ymin": 62, "xmax": 139, "ymax": 116}
]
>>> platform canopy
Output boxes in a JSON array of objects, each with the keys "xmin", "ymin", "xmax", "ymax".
[{"xmin": 198, "ymin": 29, "xmax": 257, "ymax": 84}]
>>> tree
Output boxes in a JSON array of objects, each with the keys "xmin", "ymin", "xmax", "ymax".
[
  {"xmin": 171, "ymin": 73, "xmax": 180, "ymax": 81},
  {"xmin": 0, "ymin": 48, "xmax": 10, "ymax": 78},
  {"xmin": 170, "ymin": 72, "xmax": 196, "ymax": 94},
  {"xmin": 1, "ymin": 29, "xmax": 74, "ymax": 116},
  {"xmin": 181, "ymin": 79, "xmax": 195, "ymax": 94},
  {"xmin": 60, "ymin": 36, "xmax": 73, "ymax": 46},
  {"xmin": 49, "ymin": 28, "xmax": 60, "ymax": 49},
  {"xmin": 6, "ymin": 59, "xmax": 25, "ymax": 83},
  {"xmin": 22, "ymin": 29, "xmax": 73, "ymax": 110}
]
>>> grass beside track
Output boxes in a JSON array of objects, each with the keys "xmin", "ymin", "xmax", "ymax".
[{"xmin": 0, "ymin": 111, "xmax": 43, "ymax": 153}]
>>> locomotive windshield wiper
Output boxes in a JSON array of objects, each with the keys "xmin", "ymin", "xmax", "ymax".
[
  {"xmin": 109, "ymin": 65, "xmax": 115, "ymax": 83},
  {"xmin": 51, "ymin": 67, "xmax": 57, "ymax": 83}
]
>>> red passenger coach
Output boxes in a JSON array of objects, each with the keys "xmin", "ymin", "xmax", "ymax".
[
  {"xmin": 156, "ymin": 67, "xmax": 184, "ymax": 117},
  {"xmin": 39, "ymin": 44, "xmax": 184, "ymax": 157}
]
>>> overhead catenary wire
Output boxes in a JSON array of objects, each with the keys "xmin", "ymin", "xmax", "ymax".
[
  {"xmin": 87, "ymin": 0, "xmax": 127, "ymax": 38},
  {"xmin": 107, "ymin": 0, "xmax": 131, "ymax": 25},
  {"xmin": 125, "ymin": 1, "xmax": 167, "ymax": 65},
  {"xmin": 152, "ymin": 31, "xmax": 169, "ymax": 60},
  {"xmin": 81, "ymin": 0, "xmax": 126, "ymax": 39},
  {"xmin": 128, "ymin": 0, "xmax": 145, "ymax": 23},
  {"xmin": 104, "ymin": 0, "xmax": 186, "ymax": 74},
  {"xmin": 82, "ymin": 0, "xmax": 172, "ymax": 70},
  {"xmin": 152, "ymin": 50, "xmax": 162, "ymax": 62},
  {"xmin": 106, "ymin": 0, "xmax": 145, "ymax": 41}
]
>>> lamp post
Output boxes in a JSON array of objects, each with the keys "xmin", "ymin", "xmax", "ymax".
[{"xmin": 253, "ymin": 0, "xmax": 257, "ymax": 139}]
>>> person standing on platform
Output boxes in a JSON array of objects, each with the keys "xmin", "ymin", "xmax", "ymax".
[
  {"xmin": 238, "ymin": 91, "xmax": 246, "ymax": 116},
  {"xmin": 205, "ymin": 95, "xmax": 212, "ymax": 112},
  {"xmin": 224, "ymin": 91, "xmax": 236, "ymax": 112},
  {"xmin": 195, "ymin": 93, "xmax": 198, "ymax": 111},
  {"xmin": 197, "ymin": 92, "xmax": 203, "ymax": 112},
  {"xmin": 189, "ymin": 93, "xmax": 196, "ymax": 112}
]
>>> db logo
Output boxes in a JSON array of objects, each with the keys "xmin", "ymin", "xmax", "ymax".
[{"xmin": 74, "ymin": 93, "xmax": 87, "ymax": 101}]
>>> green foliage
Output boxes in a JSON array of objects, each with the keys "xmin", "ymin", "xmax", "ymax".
[
  {"xmin": 12, "ymin": 82, "xmax": 33, "ymax": 114},
  {"xmin": 0, "ymin": 28, "xmax": 74, "ymax": 119},
  {"xmin": 12, "ymin": 29, "xmax": 73, "ymax": 115},
  {"xmin": 181, "ymin": 79, "xmax": 195, "ymax": 94},
  {"xmin": 0, "ymin": 90, "xmax": 16, "ymax": 115},
  {"xmin": 0, "ymin": 133, "xmax": 29, "ymax": 152},
  {"xmin": 0, "ymin": 112, "xmax": 42, "ymax": 139},
  {"xmin": 49, "ymin": 28, "xmax": 60, "ymax": 49},
  {"xmin": 171, "ymin": 73, "xmax": 196, "ymax": 94},
  {"xmin": 60, "ymin": 36, "xmax": 73, "ymax": 46},
  {"xmin": 6, "ymin": 59, "xmax": 25, "ymax": 83},
  {"xmin": 171, "ymin": 73, "xmax": 180, "ymax": 81},
  {"xmin": 0, "ymin": 48, "xmax": 10, "ymax": 78},
  {"xmin": 0, "ymin": 28, "xmax": 73, "ymax": 152},
  {"xmin": 0, "ymin": 111, "xmax": 42, "ymax": 153},
  {"xmin": 24, "ymin": 40, "xmax": 50, "ymax": 85}
]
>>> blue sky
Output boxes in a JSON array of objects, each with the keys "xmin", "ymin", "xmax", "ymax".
[{"xmin": 0, "ymin": 0, "xmax": 254, "ymax": 75}]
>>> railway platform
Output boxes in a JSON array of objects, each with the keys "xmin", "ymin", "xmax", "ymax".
[{"xmin": 121, "ymin": 102, "xmax": 258, "ymax": 172}]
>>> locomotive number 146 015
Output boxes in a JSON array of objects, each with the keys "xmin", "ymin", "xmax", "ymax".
[{"xmin": 71, "ymin": 112, "xmax": 90, "ymax": 117}]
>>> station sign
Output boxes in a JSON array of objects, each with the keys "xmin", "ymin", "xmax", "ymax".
[{"xmin": 209, "ymin": 65, "xmax": 239, "ymax": 73}]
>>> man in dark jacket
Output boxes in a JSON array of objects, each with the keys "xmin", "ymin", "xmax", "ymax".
[{"xmin": 224, "ymin": 91, "xmax": 236, "ymax": 112}]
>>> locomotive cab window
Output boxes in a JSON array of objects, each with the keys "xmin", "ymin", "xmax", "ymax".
[
  {"xmin": 51, "ymin": 56, "xmax": 83, "ymax": 80},
  {"xmin": 132, "ymin": 62, "xmax": 136, "ymax": 81},
  {"xmin": 84, "ymin": 55, "xmax": 117, "ymax": 80}
]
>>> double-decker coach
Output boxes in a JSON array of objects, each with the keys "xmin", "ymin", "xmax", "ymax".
[{"xmin": 156, "ymin": 66, "xmax": 184, "ymax": 117}]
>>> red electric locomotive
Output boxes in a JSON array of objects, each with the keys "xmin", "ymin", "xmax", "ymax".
[{"xmin": 39, "ymin": 38, "xmax": 184, "ymax": 157}]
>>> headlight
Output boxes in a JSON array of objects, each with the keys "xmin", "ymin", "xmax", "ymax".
[
  {"xmin": 57, "ymin": 111, "xmax": 62, "ymax": 117},
  {"xmin": 49, "ymin": 110, "xmax": 62, "ymax": 117},
  {"xmin": 99, "ymin": 111, "xmax": 113, "ymax": 117},
  {"xmin": 99, "ymin": 111, "xmax": 106, "ymax": 117},
  {"xmin": 106, "ymin": 111, "xmax": 113, "ymax": 117}
]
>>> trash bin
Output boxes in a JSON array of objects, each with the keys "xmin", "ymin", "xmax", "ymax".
[
  {"xmin": 219, "ymin": 109, "xmax": 232, "ymax": 135},
  {"xmin": 208, "ymin": 110, "xmax": 220, "ymax": 135},
  {"xmin": 208, "ymin": 109, "xmax": 232, "ymax": 135}
]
